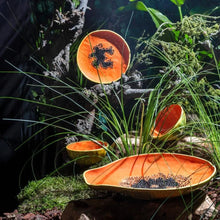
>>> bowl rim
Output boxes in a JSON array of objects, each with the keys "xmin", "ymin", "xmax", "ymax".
[
  {"xmin": 83, "ymin": 152, "xmax": 216, "ymax": 191},
  {"xmin": 66, "ymin": 140, "xmax": 109, "ymax": 152},
  {"xmin": 76, "ymin": 29, "xmax": 131, "ymax": 84},
  {"xmin": 151, "ymin": 104, "xmax": 186, "ymax": 139}
]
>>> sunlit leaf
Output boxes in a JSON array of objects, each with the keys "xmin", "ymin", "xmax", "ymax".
[
  {"xmin": 199, "ymin": 50, "xmax": 213, "ymax": 59},
  {"xmin": 169, "ymin": 0, "xmax": 185, "ymax": 6},
  {"xmin": 147, "ymin": 8, "xmax": 172, "ymax": 28},
  {"xmin": 134, "ymin": 1, "xmax": 172, "ymax": 28},
  {"xmin": 135, "ymin": 1, "xmax": 148, "ymax": 11}
]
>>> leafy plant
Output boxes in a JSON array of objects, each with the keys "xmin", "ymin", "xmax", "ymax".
[
  {"xmin": 119, "ymin": 0, "xmax": 185, "ymax": 30},
  {"xmin": 144, "ymin": 21, "xmax": 220, "ymax": 170},
  {"xmin": 119, "ymin": 0, "xmax": 172, "ymax": 29},
  {"xmin": 169, "ymin": 0, "xmax": 185, "ymax": 21}
]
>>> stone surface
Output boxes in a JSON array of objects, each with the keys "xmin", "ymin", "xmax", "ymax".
[
  {"xmin": 62, "ymin": 190, "xmax": 214, "ymax": 220},
  {"xmin": 194, "ymin": 195, "xmax": 217, "ymax": 219}
]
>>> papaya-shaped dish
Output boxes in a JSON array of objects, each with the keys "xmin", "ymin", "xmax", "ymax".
[
  {"xmin": 83, "ymin": 153, "xmax": 216, "ymax": 199},
  {"xmin": 66, "ymin": 140, "xmax": 108, "ymax": 166},
  {"xmin": 151, "ymin": 104, "xmax": 186, "ymax": 140},
  {"xmin": 77, "ymin": 29, "xmax": 130, "ymax": 84}
]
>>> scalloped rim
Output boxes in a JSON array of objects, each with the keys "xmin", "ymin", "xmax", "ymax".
[
  {"xmin": 76, "ymin": 29, "xmax": 131, "ymax": 84},
  {"xmin": 83, "ymin": 153, "xmax": 216, "ymax": 193},
  {"xmin": 151, "ymin": 105, "xmax": 186, "ymax": 139},
  {"xmin": 66, "ymin": 140, "xmax": 109, "ymax": 153}
]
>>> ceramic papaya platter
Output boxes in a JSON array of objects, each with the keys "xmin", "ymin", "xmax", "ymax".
[
  {"xmin": 83, "ymin": 153, "xmax": 216, "ymax": 199},
  {"xmin": 77, "ymin": 29, "xmax": 130, "ymax": 84}
]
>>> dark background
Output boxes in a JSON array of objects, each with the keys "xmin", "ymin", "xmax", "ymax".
[{"xmin": 0, "ymin": 0, "xmax": 39, "ymax": 213}]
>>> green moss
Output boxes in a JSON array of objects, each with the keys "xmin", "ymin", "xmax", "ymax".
[{"xmin": 17, "ymin": 175, "xmax": 95, "ymax": 213}]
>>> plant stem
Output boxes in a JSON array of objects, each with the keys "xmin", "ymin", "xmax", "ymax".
[{"xmin": 178, "ymin": 6, "xmax": 183, "ymax": 22}]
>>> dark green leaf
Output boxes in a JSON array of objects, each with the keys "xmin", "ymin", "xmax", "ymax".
[
  {"xmin": 135, "ymin": 1, "xmax": 148, "ymax": 11},
  {"xmin": 147, "ymin": 7, "xmax": 172, "ymax": 28},
  {"xmin": 169, "ymin": 0, "xmax": 185, "ymax": 6},
  {"xmin": 134, "ymin": 1, "xmax": 172, "ymax": 28},
  {"xmin": 199, "ymin": 50, "xmax": 213, "ymax": 59},
  {"xmin": 173, "ymin": 30, "xmax": 180, "ymax": 41},
  {"xmin": 184, "ymin": 34, "xmax": 193, "ymax": 44},
  {"xmin": 118, "ymin": 1, "xmax": 172, "ymax": 28}
]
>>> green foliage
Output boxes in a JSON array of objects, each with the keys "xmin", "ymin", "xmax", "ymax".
[
  {"xmin": 131, "ymin": 1, "xmax": 172, "ymax": 28},
  {"xmin": 126, "ymin": 8, "xmax": 220, "ymax": 168},
  {"xmin": 169, "ymin": 0, "xmax": 185, "ymax": 7},
  {"xmin": 196, "ymin": 78, "xmax": 220, "ymax": 112},
  {"xmin": 119, "ymin": 0, "xmax": 172, "ymax": 28},
  {"xmin": 159, "ymin": 41, "xmax": 202, "ymax": 75},
  {"xmin": 134, "ymin": 14, "xmax": 220, "ymax": 77},
  {"xmin": 70, "ymin": 34, "xmax": 88, "ymax": 87},
  {"xmin": 3, "ymin": 2, "xmax": 220, "ymax": 216},
  {"xmin": 73, "ymin": 0, "xmax": 80, "ymax": 8},
  {"xmin": 142, "ymin": 15, "xmax": 220, "ymax": 169},
  {"xmin": 119, "ymin": 0, "xmax": 186, "ymax": 29},
  {"xmin": 17, "ymin": 175, "xmax": 95, "ymax": 213}
]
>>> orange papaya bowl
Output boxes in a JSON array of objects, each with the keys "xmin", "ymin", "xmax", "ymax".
[
  {"xmin": 151, "ymin": 104, "xmax": 186, "ymax": 140},
  {"xmin": 83, "ymin": 153, "xmax": 216, "ymax": 199},
  {"xmin": 66, "ymin": 140, "xmax": 109, "ymax": 166},
  {"xmin": 77, "ymin": 29, "xmax": 130, "ymax": 84}
]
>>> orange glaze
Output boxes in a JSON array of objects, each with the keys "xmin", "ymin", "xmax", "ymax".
[{"xmin": 77, "ymin": 30, "xmax": 130, "ymax": 84}]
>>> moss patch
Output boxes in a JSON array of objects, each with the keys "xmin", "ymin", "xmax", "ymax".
[{"xmin": 17, "ymin": 175, "xmax": 95, "ymax": 213}]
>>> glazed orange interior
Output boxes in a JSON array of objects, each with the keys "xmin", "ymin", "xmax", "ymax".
[
  {"xmin": 77, "ymin": 30, "xmax": 130, "ymax": 84},
  {"xmin": 67, "ymin": 141, "xmax": 107, "ymax": 151},
  {"xmin": 84, "ymin": 153, "xmax": 215, "ymax": 187},
  {"xmin": 153, "ymin": 104, "xmax": 182, "ymax": 135}
]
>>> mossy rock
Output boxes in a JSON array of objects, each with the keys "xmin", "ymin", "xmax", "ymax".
[{"xmin": 17, "ymin": 175, "xmax": 96, "ymax": 213}]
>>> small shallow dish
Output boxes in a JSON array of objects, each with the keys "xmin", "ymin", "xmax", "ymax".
[
  {"xmin": 83, "ymin": 153, "xmax": 216, "ymax": 199},
  {"xmin": 77, "ymin": 29, "xmax": 130, "ymax": 84},
  {"xmin": 151, "ymin": 104, "xmax": 186, "ymax": 140},
  {"xmin": 66, "ymin": 140, "xmax": 108, "ymax": 166}
]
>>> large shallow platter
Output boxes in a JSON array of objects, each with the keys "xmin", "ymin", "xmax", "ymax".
[{"xmin": 83, "ymin": 153, "xmax": 216, "ymax": 199}]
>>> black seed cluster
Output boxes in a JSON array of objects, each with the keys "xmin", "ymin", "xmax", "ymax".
[
  {"xmin": 131, "ymin": 177, "xmax": 179, "ymax": 189},
  {"xmin": 89, "ymin": 43, "xmax": 114, "ymax": 69},
  {"xmin": 131, "ymin": 179, "xmax": 150, "ymax": 188},
  {"xmin": 120, "ymin": 173, "xmax": 191, "ymax": 189}
]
